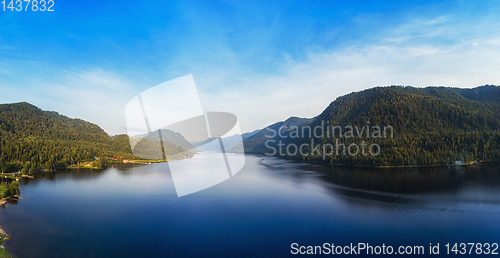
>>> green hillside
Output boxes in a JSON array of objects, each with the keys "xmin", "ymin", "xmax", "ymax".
[
  {"xmin": 132, "ymin": 137, "xmax": 194, "ymax": 160},
  {"xmin": 245, "ymin": 85, "xmax": 500, "ymax": 166},
  {"xmin": 133, "ymin": 129, "xmax": 195, "ymax": 151},
  {"xmin": 0, "ymin": 102, "xmax": 135, "ymax": 173}
]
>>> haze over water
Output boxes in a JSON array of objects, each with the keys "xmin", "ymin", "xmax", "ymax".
[{"xmin": 1, "ymin": 154, "xmax": 499, "ymax": 257}]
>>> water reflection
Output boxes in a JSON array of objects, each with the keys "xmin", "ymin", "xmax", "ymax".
[
  {"xmin": 14, "ymin": 169, "xmax": 107, "ymax": 187},
  {"xmin": 261, "ymin": 157, "xmax": 500, "ymax": 193},
  {"xmin": 260, "ymin": 157, "xmax": 500, "ymax": 215},
  {"xmin": 1, "ymin": 155, "xmax": 499, "ymax": 258}
]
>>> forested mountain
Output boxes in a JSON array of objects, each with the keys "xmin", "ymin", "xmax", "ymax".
[
  {"xmin": 245, "ymin": 85, "xmax": 500, "ymax": 166},
  {"xmin": 450, "ymin": 85, "xmax": 500, "ymax": 104},
  {"xmin": 132, "ymin": 129, "xmax": 195, "ymax": 152},
  {"xmin": 0, "ymin": 102, "xmax": 135, "ymax": 173},
  {"xmin": 131, "ymin": 137, "xmax": 194, "ymax": 160},
  {"xmin": 2, "ymin": 84, "xmax": 499, "ymax": 171}
]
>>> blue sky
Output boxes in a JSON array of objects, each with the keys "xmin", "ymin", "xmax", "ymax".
[{"xmin": 1, "ymin": 0, "xmax": 500, "ymax": 135}]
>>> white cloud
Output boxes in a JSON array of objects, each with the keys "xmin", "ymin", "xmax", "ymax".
[
  {"xmin": 199, "ymin": 34, "xmax": 500, "ymax": 133},
  {"xmin": 34, "ymin": 69, "xmax": 140, "ymax": 135},
  {"xmin": 3, "ymin": 14, "xmax": 500, "ymax": 137}
]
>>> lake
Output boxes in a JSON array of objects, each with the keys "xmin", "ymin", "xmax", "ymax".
[{"xmin": 1, "ymin": 154, "xmax": 499, "ymax": 257}]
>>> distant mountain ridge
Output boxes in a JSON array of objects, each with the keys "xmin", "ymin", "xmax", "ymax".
[
  {"xmin": 129, "ymin": 129, "xmax": 195, "ymax": 160},
  {"xmin": 195, "ymin": 129, "xmax": 261, "ymax": 153},
  {"xmin": 132, "ymin": 129, "xmax": 195, "ymax": 152},
  {"xmin": 243, "ymin": 116, "xmax": 314, "ymax": 153}
]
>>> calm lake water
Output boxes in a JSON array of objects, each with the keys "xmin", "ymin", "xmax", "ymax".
[{"xmin": 1, "ymin": 154, "xmax": 499, "ymax": 257}]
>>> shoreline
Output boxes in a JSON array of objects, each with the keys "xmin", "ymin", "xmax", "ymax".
[
  {"xmin": 0, "ymin": 220, "xmax": 13, "ymax": 258},
  {"xmin": 0, "ymin": 199, "xmax": 16, "ymax": 258},
  {"xmin": 0, "ymin": 195, "xmax": 25, "ymax": 258},
  {"xmin": 251, "ymin": 153, "xmax": 493, "ymax": 169},
  {"xmin": 0, "ymin": 153, "xmax": 497, "ymax": 257}
]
